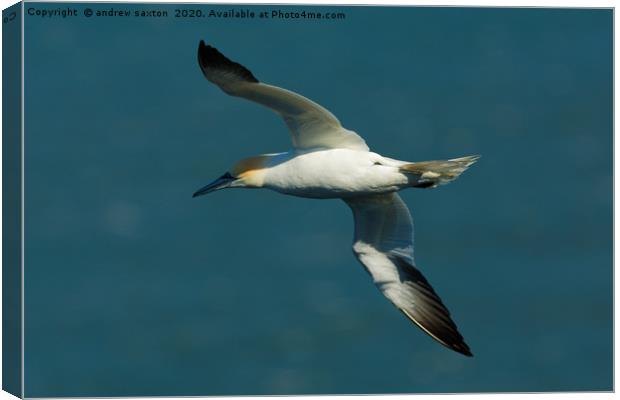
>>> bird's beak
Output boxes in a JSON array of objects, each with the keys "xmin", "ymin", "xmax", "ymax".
[{"xmin": 193, "ymin": 172, "xmax": 237, "ymax": 197}]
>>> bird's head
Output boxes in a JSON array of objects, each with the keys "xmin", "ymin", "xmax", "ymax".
[{"xmin": 192, "ymin": 155, "xmax": 269, "ymax": 197}]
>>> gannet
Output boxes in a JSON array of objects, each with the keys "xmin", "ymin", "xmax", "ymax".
[{"xmin": 193, "ymin": 41, "xmax": 478, "ymax": 357}]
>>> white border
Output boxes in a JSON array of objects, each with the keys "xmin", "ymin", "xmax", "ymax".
[{"xmin": 0, "ymin": 1, "xmax": 616, "ymax": 400}]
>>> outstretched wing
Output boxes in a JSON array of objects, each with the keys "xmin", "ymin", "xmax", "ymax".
[
  {"xmin": 197, "ymin": 41, "xmax": 369, "ymax": 152},
  {"xmin": 344, "ymin": 193, "xmax": 472, "ymax": 356}
]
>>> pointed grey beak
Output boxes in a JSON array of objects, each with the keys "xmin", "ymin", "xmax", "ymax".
[{"xmin": 193, "ymin": 172, "xmax": 236, "ymax": 198}]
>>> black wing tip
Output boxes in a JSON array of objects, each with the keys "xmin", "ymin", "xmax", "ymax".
[
  {"xmin": 398, "ymin": 303, "xmax": 473, "ymax": 358},
  {"xmin": 451, "ymin": 341, "xmax": 474, "ymax": 357},
  {"xmin": 197, "ymin": 40, "xmax": 218, "ymax": 60},
  {"xmin": 196, "ymin": 40, "xmax": 221, "ymax": 69},
  {"xmin": 197, "ymin": 40, "xmax": 259, "ymax": 83},
  {"xmin": 390, "ymin": 257, "xmax": 473, "ymax": 358}
]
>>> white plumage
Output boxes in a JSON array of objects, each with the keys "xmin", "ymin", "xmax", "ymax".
[{"xmin": 194, "ymin": 41, "xmax": 478, "ymax": 356}]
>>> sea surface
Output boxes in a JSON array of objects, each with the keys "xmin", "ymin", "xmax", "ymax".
[{"xmin": 22, "ymin": 4, "xmax": 612, "ymax": 396}]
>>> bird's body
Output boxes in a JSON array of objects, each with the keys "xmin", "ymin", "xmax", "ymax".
[
  {"xmin": 193, "ymin": 41, "xmax": 479, "ymax": 357},
  {"xmin": 249, "ymin": 149, "xmax": 408, "ymax": 198}
]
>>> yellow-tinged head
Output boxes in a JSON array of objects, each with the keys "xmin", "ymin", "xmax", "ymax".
[
  {"xmin": 230, "ymin": 155, "xmax": 270, "ymax": 187},
  {"xmin": 192, "ymin": 154, "xmax": 270, "ymax": 198}
]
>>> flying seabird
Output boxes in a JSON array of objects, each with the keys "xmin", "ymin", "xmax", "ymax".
[{"xmin": 193, "ymin": 41, "xmax": 478, "ymax": 357}]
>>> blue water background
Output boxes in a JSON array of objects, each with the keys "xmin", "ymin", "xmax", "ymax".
[{"xmin": 23, "ymin": 4, "xmax": 612, "ymax": 396}]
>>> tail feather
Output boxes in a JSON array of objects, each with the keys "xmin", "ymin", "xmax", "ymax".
[{"xmin": 400, "ymin": 155, "xmax": 480, "ymax": 188}]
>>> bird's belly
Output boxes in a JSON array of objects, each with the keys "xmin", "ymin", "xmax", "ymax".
[{"xmin": 263, "ymin": 150, "xmax": 406, "ymax": 199}]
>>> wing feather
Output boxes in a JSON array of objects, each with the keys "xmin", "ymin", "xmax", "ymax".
[
  {"xmin": 344, "ymin": 194, "xmax": 472, "ymax": 357},
  {"xmin": 197, "ymin": 41, "xmax": 369, "ymax": 151}
]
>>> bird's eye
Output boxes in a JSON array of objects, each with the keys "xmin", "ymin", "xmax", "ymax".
[{"xmin": 373, "ymin": 161, "xmax": 383, "ymax": 166}]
